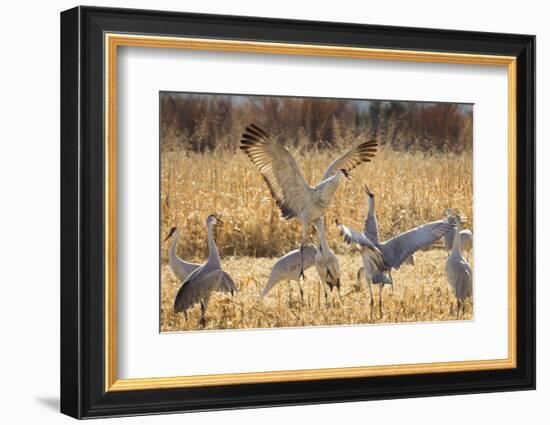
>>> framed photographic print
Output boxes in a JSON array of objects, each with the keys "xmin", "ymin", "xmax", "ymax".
[{"xmin": 60, "ymin": 6, "xmax": 535, "ymax": 419}]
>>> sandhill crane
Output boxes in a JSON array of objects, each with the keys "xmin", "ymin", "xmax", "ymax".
[
  {"xmin": 164, "ymin": 227, "xmax": 201, "ymax": 282},
  {"xmin": 445, "ymin": 217, "xmax": 473, "ymax": 319},
  {"xmin": 174, "ymin": 215, "xmax": 237, "ymax": 326},
  {"xmin": 442, "ymin": 209, "xmax": 473, "ymax": 260},
  {"xmin": 313, "ymin": 217, "xmax": 342, "ymax": 305},
  {"xmin": 240, "ymin": 123, "xmax": 377, "ymax": 279},
  {"xmin": 338, "ymin": 184, "xmax": 455, "ymax": 316},
  {"xmin": 260, "ymin": 244, "xmax": 317, "ymax": 302}
]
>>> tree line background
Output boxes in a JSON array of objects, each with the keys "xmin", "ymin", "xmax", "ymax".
[{"xmin": 160, "ymin": 92, "xmax": 473, "ymax": 154}]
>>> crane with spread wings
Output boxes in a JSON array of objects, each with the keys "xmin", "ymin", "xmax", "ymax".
[
  {"xmin": 240, "ymin": 123, "xmax": 378, "ymax": 280},
  {"xmin": 338, "ymin": 184, "xmax": 455, "ymax": 317}
]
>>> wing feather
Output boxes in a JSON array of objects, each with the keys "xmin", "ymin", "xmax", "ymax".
[
  {"xmin": 382, "ymin": 220, "xmax": 455, "ymax": 268},
  {"xmin": 337, "ymin": 224, "xmax": 386, "ymax": 269},
  {"xmin": 240, "ymin": 124, "xmax": 311, "ymax": 220},
  {"xmin": 321, "ymin": 140, "xmax": 378, "ymax": 181},
  {"xmin": 219, "ymin": 271, "xmax": 238, "ymax": 295},
  {"xmin": 174, "ymin": 269, "xmax": 235, "ymax": 313}
]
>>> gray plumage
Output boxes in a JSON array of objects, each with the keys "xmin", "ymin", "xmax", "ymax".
[
  {"xmin": 442, "ymin": 208, "xmax": 473, "ymax": 259},
  {"xmin": 445, "ymin": 223, "xmax": 473, "ymax": 319},
  {"xmin": 363, "ymin": 191, "xmax": 415, "ymax": 264},
  {"xmin": 240, "ymin": 123, "xmax": 377, "ymax": 278},
  {"xmin": 174, "ymin": 215, "xmax": 237, "ymax": 326},
  {"xmin": 378, "ymin": 220, "xmax": 455, "ymax": 268},
  {"xmin": 164, "ymin": 227, "xmax": 201, "ymax": 282},
  {"xmin": 356, "ymin": 261, "xmax": 392, "ymax": 320},
  {"xmin": 338, "ymin": 185, "xmax": 454, "ymax": 317},
  {"xmin": 343, "ymin": 185, "xmax": 455, "ymax": 273},
  {"xmin": 363, "ymin": 184, "xmax": 380, "ymax": 244},
  {"xmin": 443, "ymin": 228, "xmax": 473, "ymax": 255},
  {"xmin": 314, "ymin": 217, "xmax": 342, "ymax": 304},
  {"xmin": 338, "ymin": 222, "xmax": 390, "ymax": 318},
  {"xmin": 338, "ymin": 219, "xmax": 439, "ymax": 276},
  {"xmin": 261, "ymin": 245, "xmax": 317, "ymax": 299}
]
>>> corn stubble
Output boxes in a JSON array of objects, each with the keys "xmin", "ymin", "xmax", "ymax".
[{"xmin": 160, "ymin": 149, "xmax": 473, "ymax": 332}]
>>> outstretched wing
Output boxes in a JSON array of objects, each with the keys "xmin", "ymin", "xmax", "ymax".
[
  {"xmin": 338, "ymin": 224, "xmax": 386, "ymax": 270},
  {"xmin": 321, "ymin": 140, "xmax": 378, "ymax": 181},
  {"xmin": 240, "ymin": 124, "xmax": 311, "ymax": 220},
  {"xmin": 382, "ymin": 220, "xmax": 455, "ymax": 268}
]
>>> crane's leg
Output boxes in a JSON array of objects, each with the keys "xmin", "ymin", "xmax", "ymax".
[
  {"xmin": 199, "ymin": 301, "xmax": 207, "ymax": 327},
  {"xmin": 287, "ymin": 280, "xmax": 292, "ymax": 304},
  {"xmin": 299, "ymin": 226, "xmax": 308, "ymax": 281},
  {"xmin": 298, "ymin": 281, "xmax": 305, "ymax": 303},
  {"xmin": 456, "ymin": 298, "xmax": 461, "ymax": 320},
  {"xmin": 389, "ymin": 270, "xmax": 394, "ymax": 293},
  {"xmin": 299, "ymin": 243, "xmax": 307, "ymax": 281},
  {"xmin": 379, "ymin": 284, "xmax": 384, "ymax": 319},
  {"xmin": 336, "ymin": 287, "xmax": 342, "ymax": 306},
  {"xmin": 322, "ymin": 282, "xmax": 328, "ymax": 307},
  {"xmin": 366, "ymin": 280, "xmax": 374, "ymax": 322}
]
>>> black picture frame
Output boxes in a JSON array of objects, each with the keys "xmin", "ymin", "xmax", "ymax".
[{"xmin": 61, "ymin": 5, "xmax": 535, "ymax": 419}]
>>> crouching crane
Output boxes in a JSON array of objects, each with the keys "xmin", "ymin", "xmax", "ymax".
[{"xmin": 260, "ymin": 244, "xmax": 317, "ymax": 303}]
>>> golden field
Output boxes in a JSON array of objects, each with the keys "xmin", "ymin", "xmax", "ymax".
[{"xmin": 160, "ymin": 148, "xmax": 473, "ymax": 332}]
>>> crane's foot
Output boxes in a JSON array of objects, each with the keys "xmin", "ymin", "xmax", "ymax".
[{"xmin": 198, "ymin": 317, "xmax": 206, "ymax": 327}]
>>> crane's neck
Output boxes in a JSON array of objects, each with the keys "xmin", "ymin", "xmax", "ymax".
[
  {"xmin": 367, "ymin": 196, "xmax": 378, "ymax": 229},
  {"xmin": 169, "ymin": 230, "xmax": 180, "ymax": 263},
  {"xmin": 315, "ymin": 218, "xmax": 331, "ymax": 254},
  {"xmin": 207, "ymin": 222, "xmax": 221, "ymax": 267},
  {"xmin": 368, "ymin": 196, "xmax": 376, "ymax": 216},
  {"xmin": 451, "ymin": 226, "xmax": 462, "ymax": 257}
]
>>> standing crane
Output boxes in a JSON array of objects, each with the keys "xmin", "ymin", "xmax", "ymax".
[
  {"xmin": 174, "ymin": 215, "xmax": 237, "ymax": 327},
  {"xmin": 260, "ymin": 244, "xmax": 317, "ymax": 302},
  {"xmin": 442, "ymin": 208, "xmax": 473, "ymax": 260},
  {"xmin": 338, "ymin": 183, "xmax": 455, "ymax": 317},
  {"xmin": 164, "ymin": 227, "xmax": 201, "ymax": 282},
  {"xmin": 240, "ymin": 123, "xmax": 377, "ymax": 279},
  {"xmin": 314, "ymin": 217, "xmax": 342, "ymax": 306},
  {"xmin": 445, "ymin": 216, "xmax": 473, "ymax": 319}
]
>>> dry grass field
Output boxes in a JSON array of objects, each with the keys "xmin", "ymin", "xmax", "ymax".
[{"xmin": 160, "ymin": 148, "xmax": 473, "ymax": 332}]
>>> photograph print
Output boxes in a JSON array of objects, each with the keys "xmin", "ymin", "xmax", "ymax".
[{"xmin": 160, "ymin": 92, "xmax": 473, "ymax": 332}]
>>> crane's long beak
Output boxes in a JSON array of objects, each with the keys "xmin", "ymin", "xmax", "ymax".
[
  {"xmin": 363, "ymin": 183, "xmax": 373, "ymax": 197},
  {"xmin": 164, "ymin": 227, "xmax": 176, "ymax": 241}
]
